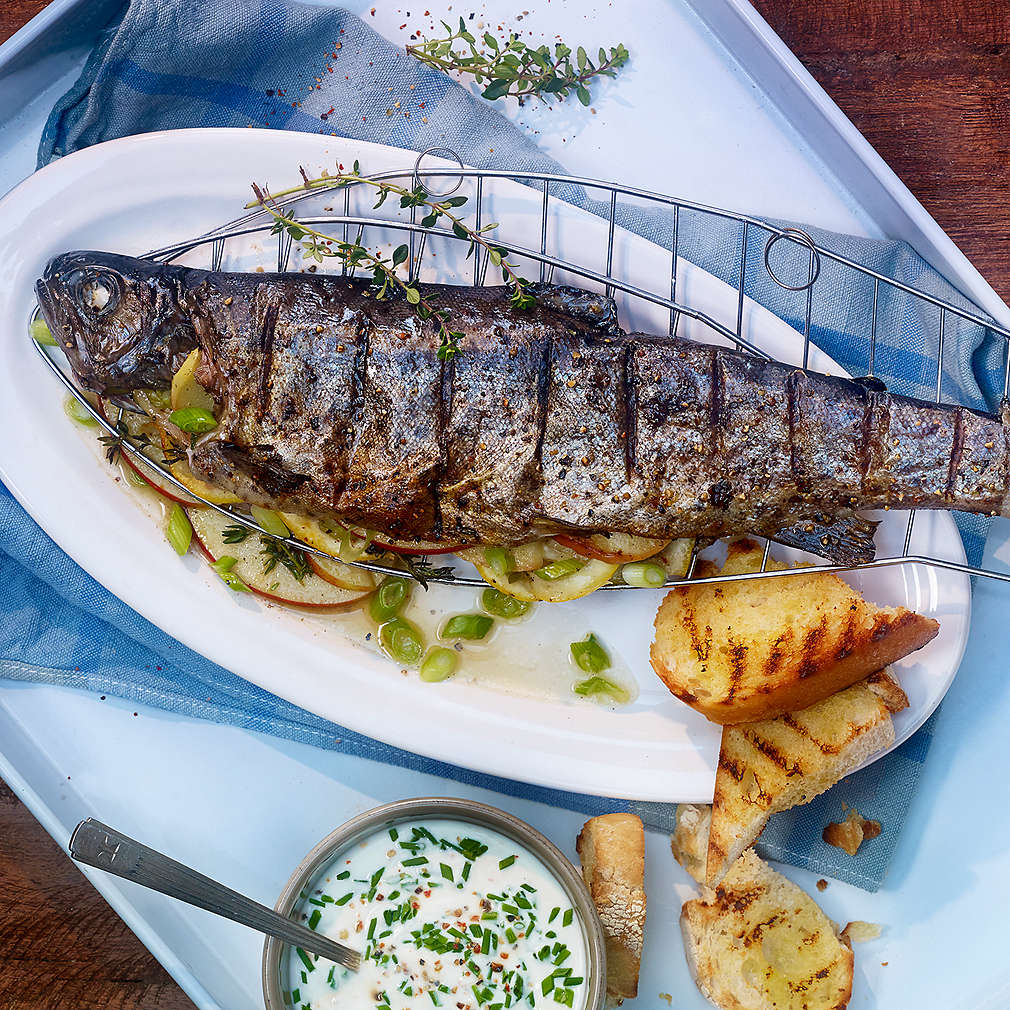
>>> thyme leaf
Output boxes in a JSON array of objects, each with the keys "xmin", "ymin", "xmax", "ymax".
[
  {"xmin": 259, "ymin": 535, "xmax": 311, "ymax": 582},
  {"xmin": 249, "ymin": 163, "xmax": 536, "ymax": 363},
  {"xmin": 407, "ymin": 19, "xmax": 629, "ymax": 106}
]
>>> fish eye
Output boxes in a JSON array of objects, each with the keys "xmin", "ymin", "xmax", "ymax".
[{"xmin": 71, "ymin": 269, "xmax": 121, "ymax": 316}]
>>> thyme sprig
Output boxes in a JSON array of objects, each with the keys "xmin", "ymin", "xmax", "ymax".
[
  {"xmin": 364, "ymin": 543, "xmax": 455, "ymax": 589},
  {"xmin": 259, "ymin": 535, "xmax": 311, "ymax": 582},
  {"xmin": 248, "ymin": 162, "xmax": 535, "ymax": 361},
  {"xmin": 407, "ymin": 19, "xmax": 629, "ymax": 105},
  {"xmin": 99, "ymin": 420, "xmax": 152, "ymax": 466}
]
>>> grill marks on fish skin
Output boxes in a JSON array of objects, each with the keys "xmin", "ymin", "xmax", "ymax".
[{"xmin": 43, "ymin": 252, "xmax": 1010, "ymax": 552}]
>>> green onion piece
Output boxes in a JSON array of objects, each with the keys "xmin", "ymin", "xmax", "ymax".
[
  {"xmin": 169, "ymin": 406, "xmax": 218, "ymax": 434},
  {"xmin": 31, "ymin": 318, "xmax": 56, "ymax": 345},
  {"xmin": 380, "ymin": 617, "xmax": 425, "ymax": 667},
  {"xmin": 370, "ymin": 576, "xmax": 411, "ymax": 623},
  {"xmin": 621, "ymin": 560, "xmax": 667, "ymax": 588},
  {"xmin": 481, "ymin": 587, "xmax": 531, "ymax": 619},
  {"xmin": 570, "ymin": 633, "xmax": 610, "ymax": 675},
  {"xmin": 483, "ymin": 546, "xmax": 514, "ymax": 575},
  {"xmin": 573, "ymin": 676, "xmax": 630, "ymax": 704},
  {"xmin": 442, "ymin": 614, "xmax": 494, "ymax": 641},
  {"xmin": 420, "ymin": 646, "xmax": 458, "ymax": 682},
  {"xmin": 250, "ymin": 505, "xmax": 290, "ymax": 538},
  {"xmin": 209, "ymin": 555, "xmax": 251, "ymax": 592},
  {"xmin": 62, "ymin": 395, "xmax": 97, "ymax": 426},
  {"xmin": 534, "ymin": 558, "xmax": 584, "ymax": 581},
  {"xmin": 165, "ymin": 504, "xmax": 192, "ymax": 556}
]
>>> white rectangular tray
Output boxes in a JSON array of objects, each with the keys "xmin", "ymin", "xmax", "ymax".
[{"xmin": 2, "ymin": 1, "xmax": 1009, "ymax": 1008}]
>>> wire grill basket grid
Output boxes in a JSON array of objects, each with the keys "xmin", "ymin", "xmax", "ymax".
[{"xmin": 32, "ymin": 151, "xmax": 1010, "ymax": 590}]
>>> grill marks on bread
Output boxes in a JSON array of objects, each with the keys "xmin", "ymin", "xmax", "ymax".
[{"xmin": 650, "ymin": 539, "xmax": 938, "ymax": 724}]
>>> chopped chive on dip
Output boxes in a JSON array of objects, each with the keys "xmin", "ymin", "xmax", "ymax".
[{"xmin": 285, "ymin": 819, "xmax": 588, "ymax": 1010}]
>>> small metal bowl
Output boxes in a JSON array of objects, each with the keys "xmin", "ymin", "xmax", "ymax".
[{"xmin": 262, "ymin": 797, "xmax": 607, "ymax": 1010}]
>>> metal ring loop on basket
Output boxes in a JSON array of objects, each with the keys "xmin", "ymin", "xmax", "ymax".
[
  {"xmin": 412, "ymin": 147, "xmax": 465, "ymax": 199},
  {"xmin": 763, "ymin": 227, "xmax": 822, "ymax": 291}
]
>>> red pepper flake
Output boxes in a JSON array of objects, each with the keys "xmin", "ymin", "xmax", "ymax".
[{"xmin": 399, "ymin": 23, "xmax": 407, "ymax": 28}]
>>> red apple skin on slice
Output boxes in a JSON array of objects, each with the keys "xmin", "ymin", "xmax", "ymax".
[
  {"xmin": 96, "ymin": 397, "xmax": 205, "ymax": 507},
  {"xmin": 361, "ymin": 532, "xmax": 468, "ymax": 556},
  {"xmin": 553, "ymin": 532, "xmax": 671, "ymax": 563},
  {"xmin": 189, "ymin": 509, "xmax": 372, "ymax": 611},
  {"xmin": 120, "ymin": 448, "xmax": 206, "ymax": 507}
]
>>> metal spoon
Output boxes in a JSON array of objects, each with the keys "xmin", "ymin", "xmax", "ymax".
[{"xmin": 69, "ymin": 818, "xmax": 361, "ymax": 971}]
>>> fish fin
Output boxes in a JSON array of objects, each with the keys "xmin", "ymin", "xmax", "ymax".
[
  {"xmin": 772, "ymin": 513, "xmax": 879, "ymax": 566},
  {"xmin": 524, "ymin": 283, "xmax": 621, "ymax": 333}
]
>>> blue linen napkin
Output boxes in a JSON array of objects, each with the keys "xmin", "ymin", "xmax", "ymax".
[{"xmin": 4, "ymin": 0, "xmax": 1005, "ymax": 890}]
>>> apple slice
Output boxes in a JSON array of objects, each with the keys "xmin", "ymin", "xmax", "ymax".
[
  {"xmin": 96, "ymin": 397, "xmax": 205, "ymax": 507},
  {"xmin": 189, "ymin": 508, "xmax": 371, "ymax": 610},
  {"xmin": 171, "ymin": 348, "xmax": 215, "ymax": 412},
  {"xmin": 158, "ymin": 429, "xmax": 245, "ymax": 505},
  {"xmin": 458, "ymin": 539, "xmax": 618, "ymax": 602},
  {"xmin": 307, "ymin": 553, "xmax": 376, "ymax": 591},
  {"xmin": 553, "ymin": 531, "xmax": 671, "ymax": 563}
]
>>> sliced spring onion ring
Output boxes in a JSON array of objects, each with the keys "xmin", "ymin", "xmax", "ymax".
[
  {"xmin": 250, "ymin": 506, "xmax": 290, "ymax": 539},
  {"xmin": 63, "ymin": 394, "xmax": 97, "ymax": 426},
  {"xmin": 534, "ymin": 558, "xmax": 585, "ymax": 581},
  {"xmin": 209, "ymin": 555, "xmax": 251, "ymax": 592},
  {"xmin": 169, "ymin": 406, "xmax": 218, "ymax": 434},
  {"xmin": 369, "ymin": 576, "xmax": 411, "ymax": 623},
  {"xmin": 380, "ymin": 617, "xmax": 425, "ymax": 667},
  {"xmin": 31, "ymin": 319, "xmax": 56, "ymax": 345},
  {"xmin": 480, "ymin": 588, "xmax": 531, "ymax": 620},
  {"xmin": 165, "ymin": 503, "xmax": 192, "ymax": 556},
  {"xmin": 573, "ymin": 676, "xmax": 630, "ymax": 703},
  {"xmin": 621, "ymin": 560, "xmax": 667, "ymax": 588},
  {"xmin": 570, "ymin": 633, "xmax": 610, "ymax": 675},
  {"xmin": 442, "ymin": 614, "xmax": 494, "ymax": 641},
  {"xmin": 420, "ymin": 647, "xmax": 459, "ymax": 682}
]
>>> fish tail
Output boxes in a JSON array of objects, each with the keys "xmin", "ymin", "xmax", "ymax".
[{"xmin": 773, "ymin": 514, "xmax": 880, "ymax": 566}]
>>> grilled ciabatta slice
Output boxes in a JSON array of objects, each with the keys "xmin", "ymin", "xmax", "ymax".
[
  {"xmin": 681, "ymin": 849, "xmax": 854, "ymax": 1010},
  {"xmin": 576, "ymin": 813, "xmax": 646, "ymax": 1001},
  {"xmin": 650, "ymin": 539, "xmax": 937, "ymax": 724},
  {"xmin": 706, "ymin": 670, "xmax": 907, "ymax": 885}
]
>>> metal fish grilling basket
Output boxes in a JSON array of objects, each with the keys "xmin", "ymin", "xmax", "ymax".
[{"xmin": 32, "ymin": 148, "xmax": 1010, "ymax": 591}]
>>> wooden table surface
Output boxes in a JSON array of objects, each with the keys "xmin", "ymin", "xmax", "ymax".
[{"xmin": 2, "ymin": 1, "xmax": 1009, "ymax": 1007}]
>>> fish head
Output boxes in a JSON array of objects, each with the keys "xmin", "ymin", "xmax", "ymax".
[{"xmin": 36, "ymin": 251, "xmax": 196, "ymax": 396}]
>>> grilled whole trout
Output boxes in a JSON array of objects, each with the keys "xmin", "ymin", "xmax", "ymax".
[{"xmin": 37, "ymin": 251, "xmax": 1010, "ymax": 560}]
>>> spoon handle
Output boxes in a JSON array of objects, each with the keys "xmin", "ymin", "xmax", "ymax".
[{"xmin": 70, "ymin": 818, "xmax": 360, "ymax": 971}]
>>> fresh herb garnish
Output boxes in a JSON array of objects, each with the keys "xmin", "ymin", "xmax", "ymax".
[
  {"xmin": 259, "ymin": 535, "xmax": 310, "ymax": 581},
  {"xmin": 249, "ymin": 161, "xmax": 535, "ymax": 363},
  {"xmin": 98, "ymin": 419, "xmax": 151, "ymax": 466},
  {"xmin": 222, "ymin": 523, "xmax": 253, "ymax": 543},
  {"xmin": 407, "ymin": 18, "xmax": 629, "ymax": 106}
]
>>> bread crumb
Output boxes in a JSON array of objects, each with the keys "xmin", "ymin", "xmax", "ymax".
[
  {"xmin": 816, "ymin": 878, "xmax": 829, "ymax": 891},
  {"xmin": 659, "ymin": 995, "xmax": 673, "ymax": 1005},
  {"xmin": 842, "ymin": 920, "xmax": 882, "ymax": 943},
  {"xmin": 823, "ymin": 808, "xmax": 882, "ymax": 855}
]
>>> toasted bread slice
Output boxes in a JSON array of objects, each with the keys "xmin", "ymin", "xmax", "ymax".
[
  {"xmin": 576, "ymin": 813, "xmax": 646, "ymax": 1000},
  {"xmin": 650, "ymin": 538, "xmax": 937, "ymax": 724},
  {"xmin": 681, "ymin": 849, "xmax": 854, "ymax": 1010},
  {"xmin": 706, "ymin": 669, "xmax": 907, "ymax": 885},
  {"xmin": 671, "ymin": 803, "xmax": 712, "ymax": 884}
]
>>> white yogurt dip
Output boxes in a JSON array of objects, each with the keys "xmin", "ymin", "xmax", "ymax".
[{"xmin": 284, "ymin": 818, "xmax": 590, "ymax": 1010}]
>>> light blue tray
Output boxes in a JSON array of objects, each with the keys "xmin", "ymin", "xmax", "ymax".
[{"xmin": 2, "ymin": 3, "xmax": 1009, "ymax": 1008}]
